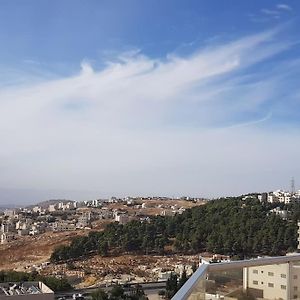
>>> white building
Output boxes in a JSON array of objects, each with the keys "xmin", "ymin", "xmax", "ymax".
[
  {"xmin": 4, "ymin": 210, "xmax": 16, "ymax": 218},
  {"xmin": 115, "ymin": 214, "xmax": 129, "ymax": 225},
  {"xmin": 269, "ymin": 207, "xmax": 288, "ymax": 219},
  {"xmin": 32, "ymin": 206, "xmax": 42, "ymax": 213},
  {"xmin": 245, "ymin": 262, "xmax": 300, "ymax": 300},
  {"xmin": 0, "ymin": 282, "xmax": 54, "ymax": 300},
  {"xmin": 76, "ymin": 213, "xmax": 91, "ymax": 229},
  {"xmin": 172, "ymin": 254, "xmax": 300, "ymax": 300},
  {"xmin": 258, "ymin": 190, "xmax": 300, "ymax": 204},
  {"xmin": 48, "ymin": 204, "xmax": 57, "ymax": 212},
  {"xmin": 52, "ymin": 221, "xmax": 76, "ymax": 232},
  {"xmin": 0, "ymin": 233, "xmax": 15, "ymax": 244},
  {"xmin": 161, "ymin": 210, "xmax": 175, "ymax": 217},
  {"xmin": 1, "ymin": 222, "xmax": 14, "ymax": 233}
]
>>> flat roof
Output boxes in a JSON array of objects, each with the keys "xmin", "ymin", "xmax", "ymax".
[{"xmin": 0, "ymin": 282, "xmax": 53, "ymax": 297}]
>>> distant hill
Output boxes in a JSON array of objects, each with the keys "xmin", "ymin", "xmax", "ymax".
[
  {"xmin": 27, "ymin": 199, "xmax": 76, "ymax": 209},
  {"xmin": 0, "ymin": 205, "xmax": 18, "ymax": 212},
  {"xmin": 51, "ymin": 196, "xmax": 298, "ymax": 262}
]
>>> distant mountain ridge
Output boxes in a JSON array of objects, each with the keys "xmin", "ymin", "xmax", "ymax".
[
  {"xmin": 26, "ymin": 199, "xmax": 76, "ymax": 209},
  {"xmin": 0, "ymin": 205, "xmax": 18, "ymax": 212}
]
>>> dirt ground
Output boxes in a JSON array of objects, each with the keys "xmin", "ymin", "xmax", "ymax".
[
  {"xmin": 41, "ymin": 253, "xmax": 199, "ymax": 287},
  {"xmin": 0, "ymin": 231, "xmax": 86, "ymax": 271},
  {"xmin": 0, "ymin": 230, "xmax": 199, "ymax": 289}
]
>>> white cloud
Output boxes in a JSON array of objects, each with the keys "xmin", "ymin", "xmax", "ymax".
[
  {"xmin": 0, "ymin": 28, "xmax": 299, "ymax": 202},
  {"xmin": 80, "ymin": 61, "xmax": 94, "ymax": 76},
  {"xmin": 261, "ymin": 9, "xmax": 280, "ymax": 16},
  {"xmin": 255, "ymin": 5, "xmax": 292, "ymax": 22},
  {"xmin": 277, "ymin": 4, "xmax": 292, "ymax": 11}
]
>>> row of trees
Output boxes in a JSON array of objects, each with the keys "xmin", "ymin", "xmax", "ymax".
[
  {"xmin": 90, "ymin": 271, "xmax": 190, "ymax": 300},
  {"xmin": 51, "ymin": 197, "xmax": 299, "ymax": 262},
  {"xmin": 0, "ymin": 271, "xmax": 72, "ymax": 292},
  {"xmin": 91, "ymin": 284, "xmax": 147, "ymax": 300}
]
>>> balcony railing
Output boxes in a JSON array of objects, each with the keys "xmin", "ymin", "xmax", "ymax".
[{"xmin": 172, "ymin": 254, "xmax": 300, "ymax": 300}]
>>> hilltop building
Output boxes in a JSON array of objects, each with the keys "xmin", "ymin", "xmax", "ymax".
[
  {"xmin": 115, "ymin": 213, "xmax": 129, "ymax": 225},
  {"xmin": 0, "ymin": 233, "xmax": 15, "ymax": 244},
  {"xmin": 76, "ymin": 212, "xmax": 91, "ymax": 229},
  {"xmin": 258, "ymin": 189, "xmax": 300, "ymax": 204}
]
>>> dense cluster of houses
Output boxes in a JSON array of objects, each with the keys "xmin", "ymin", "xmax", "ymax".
[
  {"xmin": 0, "ymin": 201, "xmax": 92, "ymax": 244},
  {"xmin": 258, "ymin": 189, "xmax": 300, "ymax": 204},
  {"xmin": 0, "ymin": 197, "xmax": 193, "ymax": 245}
]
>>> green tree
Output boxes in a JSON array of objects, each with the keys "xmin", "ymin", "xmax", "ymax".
[
  {"xmin": 91, "ymin": 289, "xmax": 109, "ymax": 300},
  {"xmin": 178, "ymin": 269, "xmax": 188, "ymax": 288},
  {"xmin": 99, "ymin": 240, "xmax": 109, "ymax": 256},
  {"xmin": 166, "ymin": 273, "xmax": 178, "ymax": 299},
  {"xmin": 110, "ymin": 285, "xmax": 125, "ymax": 300}
]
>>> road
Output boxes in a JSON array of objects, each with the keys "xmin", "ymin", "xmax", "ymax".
[{"xmin": 55, "ymin": 281, "xmax": 166, "ymax": 299}]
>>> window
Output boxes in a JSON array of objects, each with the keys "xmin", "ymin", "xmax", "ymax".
[
  {"xmin": 281, "ymin": 274, "xmax": 287, "ymax": 278},
  {"xmin": 294, "ymin": 275, "xmax": 298, "ymax": 280},
  {"xmin": 253, "ymin": 269, "xmax": 258, "ymax": 274},
  {"xmin": 268, "ymin": 283, "xmax": 274, "ymax": 288},
  {"xmin": 294, "ymin": 296, "xmax": 297, "ymax": 299},
  {"xmin": 294, "ymin": 286, "xmax": 298, "ymax": 291},
  {"xmin": 268, "ymin": 272, "xmax": 274, "ymax": 276},
  {"xmin": 281, "ymin": 285, "xmax": 287, "ymax": 290},
  {"xmin": 253, "ymin": 280, "xmax": 258, "ymax": 285}
]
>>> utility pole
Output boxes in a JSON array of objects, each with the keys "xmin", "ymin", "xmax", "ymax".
[{"xmin": 291, "ymin": 177, "xmax": 296, "ymax": 195}]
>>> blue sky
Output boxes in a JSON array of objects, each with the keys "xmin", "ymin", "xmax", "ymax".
[
  {"xmin": 1, "ymin": 1, "xmax": 298, "ymax": 69},
  {"xmin": 0, "ymin": 0, "xmax": 299, "ymax": 205}
]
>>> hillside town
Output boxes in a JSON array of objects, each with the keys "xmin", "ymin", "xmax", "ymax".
[
  {"xmin": 0, "ymin": 196, "xmax": 204, "ymax": 245},
  {"xmin": 1, "ymin": 188, "xmax": 300, "ymax": 298},
  {"xmin": 3, "ymin": 187, "xmax": 300, "ymax": 246},
  {"xmin": 1, "ymin": 190, "xmax": 300, "ymax": 300}
]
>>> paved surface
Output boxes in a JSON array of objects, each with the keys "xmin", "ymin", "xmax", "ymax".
[{"xmin": 55, "ymin": 281, "xmax": 166, "ymax": 299}]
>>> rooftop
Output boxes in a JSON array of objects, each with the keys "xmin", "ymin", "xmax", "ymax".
[{"xmin": 0, "ymin": 282, "xmax": 53, "ymax": 297}]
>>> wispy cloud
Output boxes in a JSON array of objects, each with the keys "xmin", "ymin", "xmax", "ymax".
[
  {"xmin": 223, "ymin": 112, "xmax": 273, "ymax": 129},
  {"xmin": 251, "ymin": 4, "xmax": 293, "ymax": 23},
  {"xmin": 261, "ymin": 9, "xmax": 281, "ymax": 16},
  {"xmin": 0, "ymin": 27, "xmax": 299, "ymax": 199},
  {"xmin": 277, "ymin": 4, "xmax": 292, "ymax": 11}
]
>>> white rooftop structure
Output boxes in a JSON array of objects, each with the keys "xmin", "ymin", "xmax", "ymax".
[{"xmin": 0, "ymin": 282, "xmax": 54, "ymax": 300}]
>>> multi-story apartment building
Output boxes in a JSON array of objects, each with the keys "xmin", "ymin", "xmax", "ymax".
[
  {"xmin": 1, "ymin": 223, "xmax": 13, "ymax": 233},
  {"xmin": 76, "ymin": 212, "xmax": 91, "ymax": 229},
  {"xmin": 172, "ymin": 255, "xmax": 300, "ymax": 300},
  {"xmin": 258, "ymin": 189, "xmax": 300, "ymax": 204},
  {"xmin": 51, "ymin": 221, "xmax": 76, "ymax": 232},
  {"xmin": 245, "ymin": 262, "xmax": 300, "ymax": 299}
]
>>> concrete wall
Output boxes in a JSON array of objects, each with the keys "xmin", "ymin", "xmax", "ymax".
[{"xmin": 245, "ymin": 262, "xmax": 300, "ymax": 300}]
